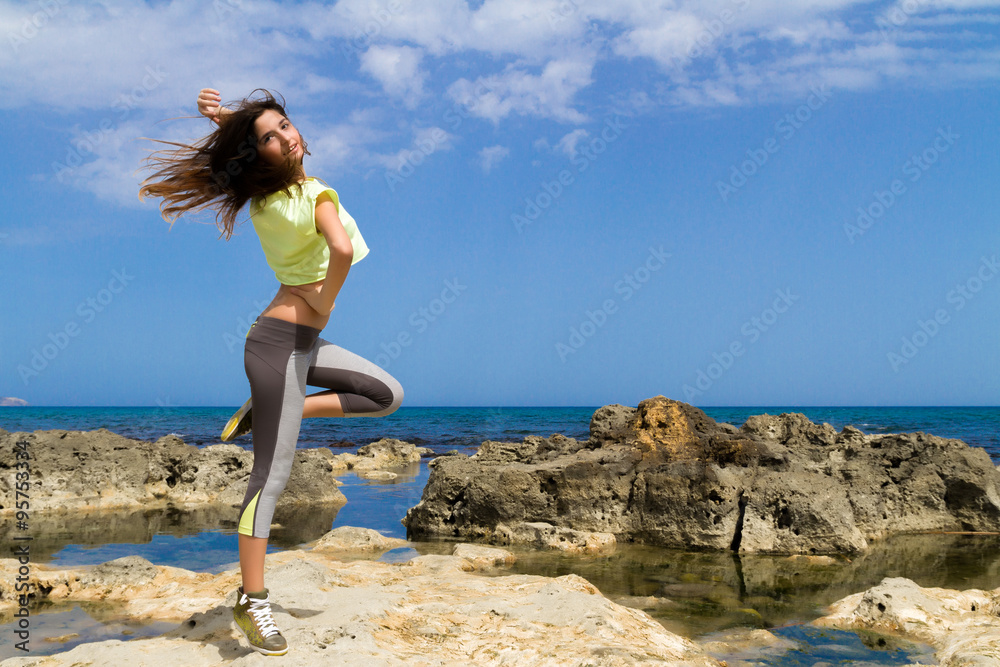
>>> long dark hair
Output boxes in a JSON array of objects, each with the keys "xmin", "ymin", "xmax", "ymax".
[{"xmin": 138, "ymin": 89, "xmax": 309, "ymax": 239}]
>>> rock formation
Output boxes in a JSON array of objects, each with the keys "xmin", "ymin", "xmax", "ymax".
[
  {"xmin": 404, "ymin": 396, "xmax": 1000, "ymax": 554},
  {"xmin": 0, "ymin": 431, "xmax": 434, "ymax": 560},
  {"xmin": 0, "ymin": 429, "xmax": 347, "ymax": 516},
  {"xmin": 817, "ymin": 576, "xmax": 1000, "ymax": 666},
  {"xmin": 0, "ymin": 431, "xmax": 432, "ymax": 518}
]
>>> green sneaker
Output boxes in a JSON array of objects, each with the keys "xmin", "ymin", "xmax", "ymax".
[
  {"xmin": 233, "ymin": 586, "xmax": 288, "ymax": 656},
  {"xmin": 222, "ymin": 398, "xmax": 253, "ymax": 441}
]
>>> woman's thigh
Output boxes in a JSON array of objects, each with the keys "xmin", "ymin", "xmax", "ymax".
[{"xmin": 307, "ymin": 338, "xmax": 403, "ymax": 417}]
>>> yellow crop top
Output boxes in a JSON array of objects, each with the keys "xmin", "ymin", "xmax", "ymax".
[{"xmin": 249, "ymin": 177, "xmax": 369, "ymax": 286}]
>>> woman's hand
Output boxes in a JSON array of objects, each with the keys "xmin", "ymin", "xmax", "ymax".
[
  {"xmin": 197, "ymin": 88, "xmax": 226, "ymax": 124},
  {"xmin": 289, "ymin": 283, "xmax": 335, "ymax": 316}
]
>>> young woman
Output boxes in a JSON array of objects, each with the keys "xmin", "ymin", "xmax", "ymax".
[{"xmin": 139, "ymin": 88, "xmax": 403, "ymax": 656}]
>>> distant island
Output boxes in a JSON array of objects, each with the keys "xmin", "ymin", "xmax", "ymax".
[{"xmin": 0, "ymin": 397, "xmax": 28, "ymax": 407}]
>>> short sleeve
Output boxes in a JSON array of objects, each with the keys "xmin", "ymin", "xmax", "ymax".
[
  {"xmin": 310, "ymin": 179, "xmax": 369, "ymax": 265},
  {"xmin": 310, "ymin": 183, "xmax": 340, "ymax": 236}
]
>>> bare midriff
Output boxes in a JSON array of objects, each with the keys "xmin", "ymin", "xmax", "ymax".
[{"xmin": 260, "ymin": 281, "xmax": 330, "ymax": 331}]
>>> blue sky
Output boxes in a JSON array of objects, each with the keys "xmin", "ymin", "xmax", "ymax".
[{"xmin": 1, "ymin": 0, "xmax": 999, "ymax": 408}]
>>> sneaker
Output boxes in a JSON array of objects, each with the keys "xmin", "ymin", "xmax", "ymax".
[
  {"xmin": 222, "ymin": 398, "xmax": 253, "ymax": 441},
  {"xmin": 233, "ymin": 586, "xmax": 288, "ymax": 656}
]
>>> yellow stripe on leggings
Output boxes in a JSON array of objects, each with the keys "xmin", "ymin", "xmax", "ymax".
[{"xmin": 238, "ymin": 489, "xmax": 261, "ymax": 536}]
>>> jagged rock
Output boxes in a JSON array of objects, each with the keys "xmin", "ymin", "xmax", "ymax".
[
  {"xmin": 817, "ymin": 577, "xmax": 1000, "ymax": 665},
  {"xmin": 492, "ymin": 522, "xmax": 616, "ymax": 554},
  {"xmin": 308, "ymin": 526, "xmax": 408, "ymax": 553},
  {"xmin": 404, "ymin": 396, "xmax": 1000, "ymax": 554},
  {"xmin": 700, "ymin": 628, "xmax": 800, "ymax": 665},
  {"xmin": 80, "ymin": 556, "xmax": 159, "ymax": 590},
  {"xmin": 358, "ymin": 470, "xmax": 398, "ymax": 481},
  {"xmin": 452, "ymin": 543, "xmax": 516, "ymax": 569},
  {"xmin": 588, "ymin": 403, "xmax": 635, "ymax": 446},
  {"xmin": 0, "ymin": 429, "xmax": 346, "ymax": 515},
  {"xmin": 333, "ymin": 437, "xmax": 433, "ymax": 472}
]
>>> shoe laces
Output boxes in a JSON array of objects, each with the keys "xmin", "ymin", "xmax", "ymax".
[{"xmin": 247, "ymin": 595, "xmax": 281, "ymax": 638}]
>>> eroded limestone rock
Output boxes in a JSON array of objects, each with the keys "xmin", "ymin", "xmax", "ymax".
[
  {"xmin": 0, "ymin": 430, "xmax": 346, "ymax": 515},
  {"xmin": 817, "ymin": 576, "xmax": 1000, "ymax": 665},
  {"xmin": 405, "ymin": 396, "xmax": 1000, "ymax": 554}
]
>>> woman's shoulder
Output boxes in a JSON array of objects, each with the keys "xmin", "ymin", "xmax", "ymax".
[
  {"xmin": 303, "ymin": 177, "xmax": 340, "ymax": 207},
  {"xmin": 303, "ymin": 176, "xmax": 336, "ymax": 193}
]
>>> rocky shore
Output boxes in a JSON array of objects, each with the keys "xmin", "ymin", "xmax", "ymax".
[
  {"xmin": 1, "ymin": 529, "xmax": 998, "ymax": 665},
  {"xmin": 0, "ymin": 429, "xmax": 348, "ymax": 515},
  {"xmin": 0, "ymin": 428, "xmax": 430, "ymax": 516},
  {"xmin": 405, "ymin": 396, "xmax": 1000, "ymax": 554},
  {"xmin": 2, "ymin": 399, "xmax": 1000, "ymax": 664},
  {"xmin": 0, "ymin": 529, "xmax": 719, "ymax": 666},
  {"xmin": 0, "ymin": 429, "xmax": 432, "ymax": 559}
]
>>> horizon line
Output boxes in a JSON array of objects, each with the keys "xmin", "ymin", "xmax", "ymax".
[{"xmin": 5, "ymin": 404, "xmax": 1000, "ymax": 410}]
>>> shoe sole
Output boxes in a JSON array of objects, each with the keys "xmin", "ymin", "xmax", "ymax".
[
  {"xmin": 235, "ymin": 623, "xmax": 288, "ymax": 656},
  {"xmin": 221, "ymin": 398, "xmax": 252, "ymax": 442}
]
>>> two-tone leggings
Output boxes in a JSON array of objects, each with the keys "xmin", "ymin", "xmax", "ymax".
[{"xmin": 238, "ymin": 315, "xmax": 403, "ymax": 538}]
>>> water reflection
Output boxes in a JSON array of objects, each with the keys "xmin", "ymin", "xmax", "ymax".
[
  {"xmin": 464, "ymin": 533, "xmax": 1000, "ymax": 638},
  {"xmin": 1, "ymin": 503, "xmax": 343, "ymax": 565}
]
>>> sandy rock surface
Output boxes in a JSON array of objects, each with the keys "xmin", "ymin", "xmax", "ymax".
[
  {"xmin": 0, "ymin": 533, "xmax": 720, "ymax": 667},
  {"xmin": 451, "ymin": 543, "xmax": 517, "ymax": 569},
  {"xmin": 307, "ymin": 526, "xmax": 409, "ymax": 554},
  {"xmin": 5, "ymin": 529, "xmax": 1000, "ymax": 665},
  {"xmin": 817, "ymin": 576, "xmax": 1000, "ymax": 666}
]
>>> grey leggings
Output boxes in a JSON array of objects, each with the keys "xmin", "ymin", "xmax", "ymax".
[{"xmin": 238, "ymin": 315, "xmax": 403, "ymax": 538}]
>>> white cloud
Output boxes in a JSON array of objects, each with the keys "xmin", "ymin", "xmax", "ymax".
[
  {"xmin": 3, "ymin": 0, "xmax": 999, "ymax": 214},
  {"xmin": 766, "ymin": 19, "xmax": 854, "ymax": 45},
  {"xmin": 447, "ymin": 54, "xmax": 595, "ymax": 123},
  {"xmin": 555, "ymin": 129, "xmax": 589, "ymax": 158},
  {"xmin": 612, "ymin": 11, "xmax": 708, "ymax": 70},
  {"xmin": 478, "ymin": 144, "xmax": 509, "ymax": 173},
  {"xmin": 0, "ymin": 1, "xmax": 333, "ymax": 112},
  {"xmin": 359, "ymin": 44, "xmax": 427, "ymax": 108},
  {"xmin": 321, "ymin": 0, "xmax": 592, "ymax": 59},
  {"xmin": 369, "ymin": 126, "xmax": 455, "ymax": 171}
]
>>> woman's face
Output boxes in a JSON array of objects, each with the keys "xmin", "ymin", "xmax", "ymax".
[{"xmin": 253, "ymin": 108, "xmax": 303, "ymax": 167}]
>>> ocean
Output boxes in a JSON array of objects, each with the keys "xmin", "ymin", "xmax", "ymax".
[
  {"xmin": 4, "ymin": 404, "xmax": 1000, "ymax": 459},
  {"xmin": 2, "ymin": 404, "xmax": 998, "ymax": 662}
]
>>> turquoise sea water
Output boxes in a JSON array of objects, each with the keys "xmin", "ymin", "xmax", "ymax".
[
  {"xmin": 2, "ymin": 405, "xmax": 997, "ymax": 663},
  {"xmin": 4, "ymin": 405, "xmax": 1000, "ymax": 458}
]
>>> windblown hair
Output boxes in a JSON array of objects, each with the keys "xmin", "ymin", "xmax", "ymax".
[{"xmin": 138, "ymin": 89, "xmax": 309, "ymax": 239}]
